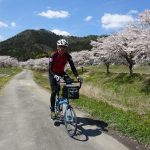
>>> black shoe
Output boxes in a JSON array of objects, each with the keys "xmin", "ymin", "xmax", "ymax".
[{"xmin": 51, "ymin": 112, "xmax": 56, "ymax": 120}]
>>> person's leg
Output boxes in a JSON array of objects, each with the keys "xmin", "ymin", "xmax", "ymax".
[
  {"xmin": 49, "ymin": 75, "xmax": 57, "ymax": 112},
  {"xmin": 50, "ymin": 88, "xmax": 57, "ymax": 120},
  {"xmin": 50, "ymin": 88, "xmax": 56, "ymax": 112},
  {"xmin": 49, "ymin": 75, "xmax": 58, "ymax": 120}
]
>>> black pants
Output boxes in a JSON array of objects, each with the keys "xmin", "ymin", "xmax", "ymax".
[{"xmin": 49, "ymin": 73, "xmax": 71, "ymax": 112}]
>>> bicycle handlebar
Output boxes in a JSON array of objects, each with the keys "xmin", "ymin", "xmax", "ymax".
[{"xmin": 58, "ymin": 77, "xmax": 83, "ymax": 89}]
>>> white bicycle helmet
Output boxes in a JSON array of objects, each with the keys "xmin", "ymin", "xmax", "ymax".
[{"xmin": 57, "ymin": 39, "xmax": 68, "ymax": 47}]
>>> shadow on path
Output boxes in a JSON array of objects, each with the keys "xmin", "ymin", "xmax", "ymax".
[
  {"xmin": 73, "ymin": 117, "xmax": 108, "ymax": 142},
  {"xmin": 53, "ymin": 116, "xmax": 108, "ymax": 142}
]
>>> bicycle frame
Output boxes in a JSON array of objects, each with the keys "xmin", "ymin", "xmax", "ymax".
[
  {"xmin": 54, "ymin": 76, "xmax": 82, "ymax": 137},
  {"xmin": 56, "ymin": 97, "xmax": 68, "ymax": 113},
  {"xmin": 55, "ymin": 77, "xmax": 82, "ymax": 114}
]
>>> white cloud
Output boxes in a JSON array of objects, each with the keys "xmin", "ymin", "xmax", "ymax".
[
  {"xmin": 51, "ymin": 29, "xmax": 71, "ymax": 36},
  {"xmin": 38, "ymin": 9, "xmax": 70, "ymax": 19},
  {"xmin": 10, "ymin": 22, "xmax": 16, "ymax": 27},
  {"xmin": 128, "ymin": 10, "xmax": 138, "ymax": 15},
  {"xmin": 101, "ymin": 13, "xmax": 134, "ymax": 29},
  {"xmin": 84, "ymin": 16, "xmax": 92, "ymax": 22},
  {"xmin": 0, "ymin": 21, "xmax": 8, "ymax": 28},
  {"xmin": 0, "ymin": 21, "xmax": 17, "ymax": 28}
]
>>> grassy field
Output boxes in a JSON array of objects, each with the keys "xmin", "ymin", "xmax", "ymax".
[
  {"xmin": 79, "ymin": 66, "xmax": 150, "ymax": 115},
  {"xmin": 0, "ymin": 67, "xmax": 22, "ymax": 92},
  {"xmin": 32, "ymin": 65, "xmax": 150, "ymax": 146}
]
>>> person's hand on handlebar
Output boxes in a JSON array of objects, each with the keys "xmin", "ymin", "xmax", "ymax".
[{"xmin": 54, "ymin": 75, "xmax": 61, "ymax": 82}]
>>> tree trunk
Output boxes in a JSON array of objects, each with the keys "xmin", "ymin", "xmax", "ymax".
[
  {"xmin": 129, "ymin": 64, "xmax": 133, "ymax": 76},
  {"xmin": 105, "ymin": 62, "xmax": 110, "ymax": 74},
  {"xmin": 82, "ymin": 67, "xmax": 84, "ymax": 73},
  {"xmin": 123, "ymin": 53, "xmax": 134, "ymax": 76}
]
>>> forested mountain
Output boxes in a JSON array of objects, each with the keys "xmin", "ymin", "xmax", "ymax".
[
  {"xmin": 0, "ymin": 29, "xmax": 62, "ymax": 61},
  {"xmin": 0, "ymin": 29, "xmax": 105, "ymax": 61}
]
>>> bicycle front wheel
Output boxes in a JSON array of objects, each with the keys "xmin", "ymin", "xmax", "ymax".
[{"xmin": 64, "ymin": 105, "xmax": 77, "ymax": 137}]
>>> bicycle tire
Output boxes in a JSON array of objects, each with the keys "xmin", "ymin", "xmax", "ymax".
[{"xmin": 64, "ymin": 105, "xmax": 77, "ymax": 137}]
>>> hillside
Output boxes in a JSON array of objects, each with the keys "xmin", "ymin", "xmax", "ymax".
[
  {"xmin": 0, "ymin": 29, "xmax": 62, "ymax": 61},
  {"xmin": 0, "ymin": 29, "xmax": 101, "ymax": 61}
]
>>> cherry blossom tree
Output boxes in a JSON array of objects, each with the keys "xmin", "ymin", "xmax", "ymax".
[
  {"xmin": 0, "ymin": 56, "xmax": 18, "ymax": 67},
  {"xmin": 90, "ymin": 10, "xmax": 150, "ymax": 75},
  {"xmin": 19, "ymin": 58, "xmax": 49, "ymax": 71},
  {"xmin": 90, "ymin": 37, "xmax": 126, "ymax": 73}
]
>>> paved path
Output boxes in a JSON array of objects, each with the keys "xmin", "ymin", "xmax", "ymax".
[{"xmin": 0, "ymin": 70, "xmax": 129, "ymax": 150}]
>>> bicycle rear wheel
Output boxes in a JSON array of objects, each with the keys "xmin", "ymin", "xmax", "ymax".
[{"xmin": 64, "ymin": 105, "xmax": 77, "ymax": 137}]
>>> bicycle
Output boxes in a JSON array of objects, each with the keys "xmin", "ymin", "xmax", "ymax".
[{"xmin": 55, "ymin": 75, "xmax": 82, "ymax": 137}]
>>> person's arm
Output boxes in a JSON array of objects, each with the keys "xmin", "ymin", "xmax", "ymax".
[
  {"xmin": 68, "ymin": 54, "xmax": 78, "ymax": 78},
  {"xmin": 48, "ymin": 54, "xmax": 56, "ymax": 76},
  {"xmin": 48, "ymin": 53, "xmax": 61, "ymax": 81}
]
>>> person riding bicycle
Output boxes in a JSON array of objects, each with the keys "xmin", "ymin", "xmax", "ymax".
[{"xmin": 49, "ymin": 39, "xmax": 80, "ymax": 120}]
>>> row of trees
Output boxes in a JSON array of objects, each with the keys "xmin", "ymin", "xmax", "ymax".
[
  {"xmin": 0, "ymin": 56, "xmax": 18, "ymax": 67},
  {"xmin": 0, "ymin": 56, "xmax": 49, "ymax": 71}
]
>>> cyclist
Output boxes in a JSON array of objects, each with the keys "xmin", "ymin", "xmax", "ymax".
[{"xmin": 48, "ymin": 39, "xmax": 80, "ymax": 120}]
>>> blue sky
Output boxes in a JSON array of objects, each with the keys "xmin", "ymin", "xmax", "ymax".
[{"xmin": 0, "ymin": 0, "xmax": 150, "ymax": 41}]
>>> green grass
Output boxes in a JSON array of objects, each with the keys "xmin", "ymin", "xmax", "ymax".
[
  {"xmin": 85, "ymin": 71, "xmax": 150, "ymax": 96},
  {"xmin": 75, "ymin": 66, "xmax": 150, "ymax": 115},
  {"xmin": 72, "ymin": 95, "xmax": 150, "ymax": 144},
  {"xmin": 32, "ymin": 65, "xmax": 150, "ymax": 145},
  {"xmin": 0, "ymin": 67, "xmax": 22, "ymax": 91},
  {"xmin": 32, "ymin": 70, "xmax": 50, "ymax": 90}
]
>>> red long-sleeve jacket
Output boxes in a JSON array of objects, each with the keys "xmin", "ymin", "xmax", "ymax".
[{"xmin": 48, "ymin": 50, "xmax": 78, "ymax": 77}]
